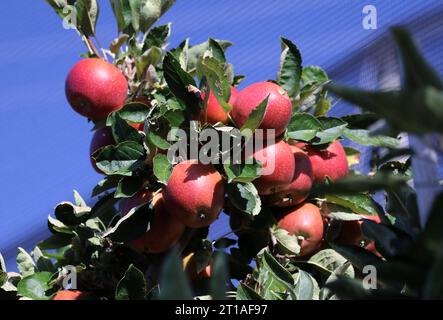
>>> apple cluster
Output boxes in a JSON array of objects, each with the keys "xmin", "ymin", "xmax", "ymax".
[{"xmin": 64, "ymin": 57, "xmax": 379, "ymax": 270}]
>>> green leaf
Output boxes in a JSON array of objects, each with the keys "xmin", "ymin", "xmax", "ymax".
[
  {"xmin": 236, "ymin": 283, "xmax": 263, "ymax": 300},
  {"xmin": 239, "ymin": 96, "xmax": 269, "ymax": 137},
  {"xmin": 137, "ymin": 46, "xmax": 163, "ymax": 75},
  {"xmin": 257, "ymin": 251, "xmax": 294, "ymax": 299},
  {"xmin": 115, "ymin": 176, "xmax": 144, "ymax": 198},
  {"xmin": 138, "ymin": 0, "xmax": 175, "ymax": 32},
  {"xmin": 344, "ymin": 128, "xmax": 400, "ymax": 148},
  {"xmin": 278, "ymin": 37, "xmax": 302, "ymax": 97},
  {"xmin": 92, "ymin": 175, "xmax": 121, "ymax": 197},
  {"xmin": 391, "ymin": 27, "xmax": 442, "ymax": 90},
  {"xmin": 226, "ymin": 183, "xmax": 261, "ymax": 217},
  {"xmin": 143, "ymin": 23, "xmax": 171, "ymax": 50},
  {"xmin": 37, "ymin": 234, "xmax": 73, "ymax": 250},
  {"xmin": 312, "ymin": 172, "xmax": 408, "ymax": 194},
  {"xmin": 110, "ymin": 112, "xmax": 143, "ymax": 144},
  {"xmin": 208, "ymin": 38, "xmax": 227, "ymax": 63},
  {"xmin": 199, "ymin": 56, "xmax": 232, "ymax": 113},
  {"xmin": 273, "ymin": 229, "xmax": 301, "ymax": 256},
  {"xmin": 302, "ymin": 65, "xmax": 328, "ymax": 86},
  {"xmin": 94, "ymin": 141, "xmax": 145, "ymax": 175},
  {"xmin": 307, "ymin": 249, "xmax": 354, "ymax": 278},
  {"xmin": 158, "ymin": 249, "xmax": 193, "ymax": 300},
  {"xmin": 16, "ymin": 248, "xmax": 35, "ymax": 278},
  {"xmin": 146, "ymin": 130, "xmax": 171, "ymax": 150},
  {"xmin": 311, "ymin": 124, "xmax": 347, "ymax": 146},
  {"xmin": 326, "ymin": 194, "xmax": 378, "ymax": 216},
  {"xmin": 163, "ymin": 52, "xmax": 201, "ymax": 116},
  {"xmin": 115, "ymin": 264, "xmax": 146, "ymax": 300},
  {"xmin": 104, "ymin": 202, "xmax": 153, "ymax": 243},
  {"xmin": 110, "ymin": 34, "xmax": 129, "ymax": 54},
  {"xmin": 17, "ymin": 272, "xmax": 53, "ymax": 300},
  {"xmin": 153, "ymin": 154, "xmax": 172, "ymax": 183},
  {"xmin": 293, "ymin": 269, "xmax": 317, "ymax": 300},
  {"xmin": 233, "ymin": 75, "xmax": 246, "ymax": 87},
  {"xmin": 110, "ymin": 0, "xmax": 133, "ymax": 33},
  {"xmin": 329, "ymin": 243, "xmax": 382, "ymax": 271},
  {"xmin": 75, "ymin": 0, "xmax": 99, "ymax": 37},
  {"xmin": 113, "ymin": 102, "xmax": 150, "ymax": 124},
  {"xmin": 187, "ymin": 39, "xmax": 233, "ymax": 73},
  {"xmin": 327, "ymin": 85, "xmax": 443, "ymax": 134},
  {"xmin": 223, "ymin": 162, "xmax": 261, "ymax": 183},
  {"xmin": 47, "ymin": 215, "xmax": 72, "ymax": 234},
  {"xmin": 209, "ymin": 253, "xmax": 229, "ymax": 300},
  {"xmin": 287, "ymin": 112, "xmax": 323, "ymax": 131},
  {"xmin": 326, "ymin": 203, "xmax": 363, "ymax": 221},
  {"xmin": 32, "ymin": 247, "xmax": 54, "ymax": 273}
]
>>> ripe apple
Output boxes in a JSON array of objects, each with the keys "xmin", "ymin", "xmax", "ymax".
[
  {"xmin": 163, "ymin": 160, "xmax": 225, "ymax": 228},
  {"xmin": 277, "ymin": 203, "xmax": 324, "ymax": 256},
  {"xmin": 268, "ymin": 145, "xmax": 313, "ymax": 206},
  {"xmin": 89, "ymin": 127, "xmax": 116, "ymax": 174},
  {"xmin": 231, "ymin": 82, "xmax": 292, "ymax": 137},
  {"xmin": 52, "ymin": 290, "xmax": 89, "ymax": 300},
  {"xmin": 65, "ymin": 58, "xmax": 128, "ymax": 120},
  {"xmin": 251, "ymin": 140, "xmax": 295, "ymax": 195},
  {"xmin": 300, "ymin": 140, "xmax": 349, "ymax": 183},
  {"xmin": 120, "ymin": 191, "xmax": 185, "ymax": 253},
  {"xmin": 200, "ymin": 86, "xmax": 239, "ymax": 125}
]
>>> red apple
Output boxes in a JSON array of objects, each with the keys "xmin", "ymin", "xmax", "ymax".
[
  {"xmin": 121, "ymin": 191, "xmax": 185, "ymax": 253},
  {"xmin": 65, "ymin": 58, "xmax": 128, "ymax": 120},
  {"xmin": 269, "ymin": 145, "xmax": 313, "ymax": 206},
  {"xmin": 200, "ymin": 86, "xmax": 239, "ymax": 125},
  {"xmin": 163, "ymin": 160, "xmax": 225, "ymax": 228},
  {"xmin": 251, "ymin": 140, "xmax": 295, "ymax": 195},
  {"xmin": 300, "ymin": 140, "xmax": 349, "ymax": 183},
  {"xmin": 231, "ymin": 82, "xmax": 292, "ymax": 137},
  {"xmin": 277, "ymin": 203, "xmax": 324, "ymax": 256}
]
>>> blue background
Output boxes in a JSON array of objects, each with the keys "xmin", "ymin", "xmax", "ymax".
[{"xmin": 1, "ymin": 0, "xmax": 442, "ymax": 271}]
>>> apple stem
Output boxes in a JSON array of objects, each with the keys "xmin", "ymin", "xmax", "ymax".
[
  {"xmin": 93, "ymin": 35, "xmax": 109, "ymax": 62},
  {"xmin": 85, "ymin": 36, "xmax": 102, "ymax": 59}
]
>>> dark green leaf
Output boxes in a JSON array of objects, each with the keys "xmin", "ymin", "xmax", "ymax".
[
  {"xmin": 239, "ymin": 96, "xmax": 269, "ymax": 137},
  {"xmin": 278, "ymin": 37, "xmax": 302, "ymax": 97},
  {"xmin": 37, "ymin": 233, "xmax": 73, "ymax": 250},
  {"xmin": 163, "ymin": 52, "xmax": 201, "ymax": 115},
  {"xmin": 104, "ymin": 202, "xmax": 153, "ymax": 243},
  {"xmin": 143, "ymin": 23, "xmax": 171, "ymax": 50},
  {"xmin": 115, "ymin": 264, "xmax": 146, "ymax": 300},
  {"xmin": 92, "ymin": 175, "xmax": 121, "ymax": 197},
  {"xmin": 115, "ymin": 176, "xmax": 144, "ymax": 198},
  {"xmin": 223, "ymin": 162, "xmax": 261, "ymax": 183},
  {"xmin": 208, "ymin": 38, "xmax": 226, "ymax": 63},
  {"xmin": 236, "ymin": 283, "xmax": 263, "ymax": 300},
  {"xmin": 391, "ymin": 27, "xmax": 442, "ymax": 90}
]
